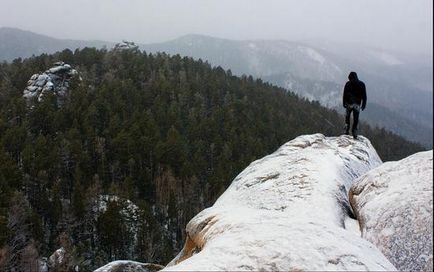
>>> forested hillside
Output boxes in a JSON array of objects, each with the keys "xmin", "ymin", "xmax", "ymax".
[
  {"xmin": 0, "ymin": 48, "xmax": 424, "ymax": 270},
  {"xmin": 143, "ymin": 34, "xmax": 433, "ymax": 147}
]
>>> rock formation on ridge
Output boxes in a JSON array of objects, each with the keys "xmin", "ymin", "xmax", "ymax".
[
  {"xmin": 23, "ymin": 61, "xmax": 78, "ymax": 105},
  {"xmin": 113, "ymin": 40, "xmax": 139, "ymax": 51}
]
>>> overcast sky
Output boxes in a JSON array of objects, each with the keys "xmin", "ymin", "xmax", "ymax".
[{"xmin": 1, "ymin": 0, "xmax": 432, "ymax": 55}]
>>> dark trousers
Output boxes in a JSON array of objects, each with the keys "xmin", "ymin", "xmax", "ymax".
[{"xmin": 345, "ymin": 104, "xmax": 360, "ymax": 132}]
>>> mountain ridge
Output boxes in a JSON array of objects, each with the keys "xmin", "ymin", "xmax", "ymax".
[{"xmin": 0, "ymin": 27, "xmax": 113, "ymax": 62}]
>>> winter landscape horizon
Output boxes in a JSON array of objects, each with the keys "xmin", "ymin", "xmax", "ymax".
[{"xmin": 0, "ymin": 1, "xmax": 432, "ymax": 271}]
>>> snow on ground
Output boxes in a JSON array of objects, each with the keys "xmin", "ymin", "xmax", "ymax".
[
  {"xmin": 94, "ymin": 260, "xmax": 163, "ymax": 272},
  {"xmin": 350, "ymin": 150, "xmax": 433, "ymax": 272},
  {"xmin": 163, "ymin": 134, "xmax": 395, "ymax": 271}
]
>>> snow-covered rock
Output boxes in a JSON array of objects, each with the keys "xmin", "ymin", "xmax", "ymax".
[
  {"xmin": 164, "ymin": 134, "xmax": 396, "ymax": 271},
  {"xmin": 113, "ymin": 40, "xmax": 139, "ymax": 51},
  {"xmin": 350, "ymin": 150, "xmax": 433, "ymax": 271},
  {"xmin": 94, "ymin": 260, "xmax": 163, "ymax": 272},
  {"xmin": 48, "ymin": 247, "xmax": 66, "ymax": 268},
  {"xmin": 23, "ymin": 61, "xmax": 78, "ymax": 104},
  {"xmin": 38, "ymin": 257, "xmax": 48, "ymax": 272}
]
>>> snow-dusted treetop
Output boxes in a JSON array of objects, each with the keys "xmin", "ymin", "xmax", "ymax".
[
  {"xmin": 351, "ymin": 150, "xmax": 433, "ymax": 272},
  {"xmin": 164, "ymin": 134, "xmax": 395, "ymax": 271}
]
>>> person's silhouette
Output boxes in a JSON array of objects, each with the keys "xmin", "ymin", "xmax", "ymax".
[{"xmin": 343, "ymin": 72, "xmax": 367, "ymax": 139}]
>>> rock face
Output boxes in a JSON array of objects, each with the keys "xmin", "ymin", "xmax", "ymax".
[
  {"xmin": 94, "ymin": 260, "xmax": 163, "ymax": 272},
  {"xmin": 23, "ymin": 61, "xmax": 78, "ymax": 104},
  {"xmin": 350, "ymin": 150, "xmax": 433, "ymax": 271},
  {"xmin": 164, "ymin": 134, "xmax": 395, "ymax": 271}
]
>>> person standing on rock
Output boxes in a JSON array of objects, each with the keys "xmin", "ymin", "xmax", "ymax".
[{"xmin": 343, "ymin": 71, "xmax": 367, "ymax": 139}]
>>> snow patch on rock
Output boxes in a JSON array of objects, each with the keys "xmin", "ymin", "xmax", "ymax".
[
  {"xmin": 164, "ymin": 134, "xmax": 395, "ymax": 271},
  {"xmin": 39, "ymin": 257, "xmax": 48, "ymax": 272},
  {"xmin": 350, "ymin": 150, "xmax": 433, "ymax": 271}
]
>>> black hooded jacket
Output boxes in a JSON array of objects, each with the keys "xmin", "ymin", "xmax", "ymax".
[{"xmin": 343, "ymin": 72, "xmax": 367, "ymax": 109}]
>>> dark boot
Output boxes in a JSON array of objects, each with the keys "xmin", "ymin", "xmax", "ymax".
[{"xmin": 352, "ymin": 129, "xmax": 358, "ymax": 139}]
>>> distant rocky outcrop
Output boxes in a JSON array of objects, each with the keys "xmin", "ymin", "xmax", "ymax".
[
  {"xmin": 113, "ymin": 40, "xmax": 139, "ymax": 51},
  {"xmin": 94, "ymin": 260, "xmax": 163, "ymax": 272},
  {"xmin": 23, "ymin": 61, "xmax": 78, "ymax": 104},
  {"xmin": 163, "ymin": 134, "xmax": 395, "ymax": 271},
  {"xmin": 350, "ymin": 150, "xmax": 433, "ymax": 271}
]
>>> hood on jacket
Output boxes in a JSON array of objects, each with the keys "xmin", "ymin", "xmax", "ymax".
[{"xmin": 348, "ymin": 71, "xmax": 358, "ymax": 81}]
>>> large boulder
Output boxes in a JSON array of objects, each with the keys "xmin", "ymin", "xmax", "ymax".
[
  {"xmin": 350, "ymin": 150, "xmax": 433, "ymax": 271},
  {"xmin": 163, "ymin": 134, "xmax": 395, "ymax": 271}
]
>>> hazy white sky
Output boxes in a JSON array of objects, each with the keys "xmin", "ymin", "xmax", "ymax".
[{"xmin": 1, "ymin": 0, "xmax": 432, "ymax": 55}]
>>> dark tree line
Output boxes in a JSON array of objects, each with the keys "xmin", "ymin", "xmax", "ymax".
[{"xmin": 0, "ymin": 48, "xmax": 424, "ymax": 270}]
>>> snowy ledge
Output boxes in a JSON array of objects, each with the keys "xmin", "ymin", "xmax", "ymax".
[{"xmin": 163, "ymin": 134, "xmax": 396, "ymax": 271}]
